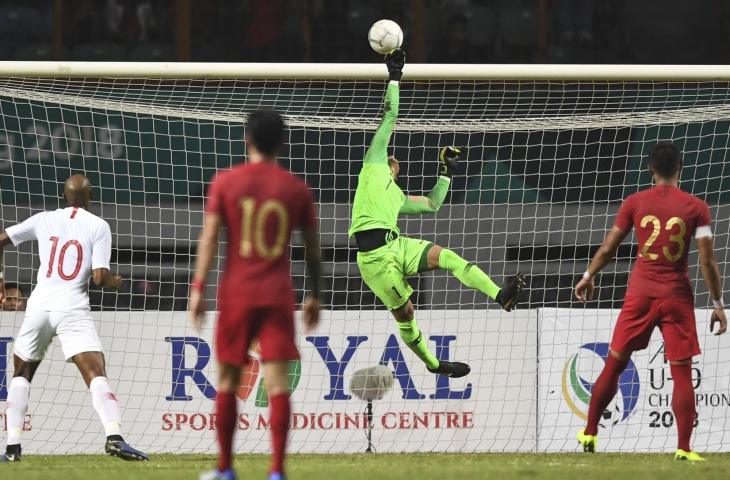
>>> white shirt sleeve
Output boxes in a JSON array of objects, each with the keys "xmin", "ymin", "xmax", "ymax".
[
  {"xmin": 91, "ymin": 222, "xmax": 112, "ymax": 270},
  {"xmin": 695, "ymin": 225, "xmax": 713, "ymax": 239},
  {"xmin": 5, "ymin": 212, "xmax": 43, "ymax": 246}
]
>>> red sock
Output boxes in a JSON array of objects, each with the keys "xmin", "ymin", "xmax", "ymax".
[
  {"xmin": 585, "ymin": 354, "xmax": 628, "ymax": 435},
  {"xmin": 671, "ymin": 363, "xmax": 695, "ymax": 451},
  {"xmin": 216, "ymin": 391, "xmax": 237, "ymax": 472},
  {"xmin": 269, "ymin": 393, "xmax": 291, "ymax": 475}
]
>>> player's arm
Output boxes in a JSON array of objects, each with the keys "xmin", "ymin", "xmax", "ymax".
[
  {"xmin": 92, "ymin": 222, "xmax": 122, "ymax": 290},
  {"xmin": 0, "ymin": 231, "xmax": 12, "ymax": 302},
  {"xmin": 299, "ymin": 183, "xmax": 322, "ymax": 332},
  {"xmin": 301, "ymin": 225, "xmax": 322, "ymax": 332},
  {"xmin": 399, "ymin": 147, "xmax": 461, "ymax": 215},
  {"xmin": 189, "ymin": 211, "xmax": 222, "ymax": 331},
  {"xmin": 696, "ymin": 228, "xmax": 727, "ymax": 335},
  {"xmin": 92, "ymin": 269, "xmax": 122, "ymax": 289},
  {"xmin": 363, "ymin": 49, "xmax": 405, "ymax": 165},
  {"xmin": 575, "ymin": 226, "xmax": 629, "ymax": 302},
  {"xmin": 576, "ymin": 196, "xmax": 634, "ymax": 302}
]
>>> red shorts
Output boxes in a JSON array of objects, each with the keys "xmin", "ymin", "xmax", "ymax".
[
  {"xmin": 611, "ymin": 294, "xmax": 700, "ymax": 361},
  {"xmin": 215, "ymin": 303, "xmax": 299, "ymax": 366}
]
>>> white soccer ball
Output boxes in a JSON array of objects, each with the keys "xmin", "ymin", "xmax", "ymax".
[{"xmin": 368, "ymin": 19, "xmax": 403, "ymax": 55}]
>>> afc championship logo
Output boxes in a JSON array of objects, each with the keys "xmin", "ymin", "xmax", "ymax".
[{"xmin": 562, "ymin": 342, "xmax": 640, "ymax": 426}]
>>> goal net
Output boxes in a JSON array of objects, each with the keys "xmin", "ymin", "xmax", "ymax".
[{"xmin": 0, "ymin": 63, "xmax": 729, "ymax": 454}]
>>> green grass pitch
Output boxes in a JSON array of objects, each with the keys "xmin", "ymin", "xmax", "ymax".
[{"xmin": 6, "ymin": 453, "xmax": 730, "ymax": 480}]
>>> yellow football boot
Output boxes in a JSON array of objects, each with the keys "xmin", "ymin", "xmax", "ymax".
[
  {"xmin": 576, "ymin": 429, "xmax": 597, "ymax": 453},
  {"xmin": 674, "ymin": 449, "xmax": 706, "ymax": 462}
]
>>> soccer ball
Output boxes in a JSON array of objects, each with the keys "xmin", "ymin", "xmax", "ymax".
[{"xmin": 368, "ymin": 19, "xmax": 403, "ymax": 55}]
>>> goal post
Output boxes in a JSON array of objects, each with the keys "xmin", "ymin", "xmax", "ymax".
[{"xmin": 0, "ymin": 62, "xmax": 729, "ymax": 454}]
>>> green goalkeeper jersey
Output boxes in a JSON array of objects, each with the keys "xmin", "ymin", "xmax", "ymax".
[
  {"xmin": 349, "ymin": 81, "xmax": 451, "ymax": 237},
  {"xmin": 349, "ymin": 81, "xmax": 404, "ymax": 237}
]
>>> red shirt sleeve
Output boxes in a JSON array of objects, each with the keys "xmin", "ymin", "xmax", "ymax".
[
  {"xmin": 696, "ymin": 199, "xmax": 711, "ymax": 227},
  {"xmin": 205, "ymin": 173, "xmax": 224, "ymax": 215},
  {"xmin": 298, "ymin": 181, "xmax": 317, "ymax": 230},
  {"xmin": 613, "ymin": 194, "xmax": 635, "ymax": 231}
]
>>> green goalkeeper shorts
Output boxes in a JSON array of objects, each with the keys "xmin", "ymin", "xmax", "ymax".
[{"xmin": 357, "ymin": 236, "xmax": 433, "ymax": 310}]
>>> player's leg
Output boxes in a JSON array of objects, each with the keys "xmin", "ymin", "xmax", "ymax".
[
  {"xmin": 262, "ymin": 361, "xmax": 290, "ymax": 480},
  {"xmin": 256, "ymin": 307, "xmax": 300, "ymax": 480},
  {"xmin": 391, "ymin": 300, "xmax": 438, "ymax": 369},
  {"xmin": 201, "ymin": 303, "xmax": 257, "ymax": 480},
  {"xmin": 578, "ymin": 295, "xmax": 655, "ymax": 452},
  {"xmin": 59, "ymin": 311, "xmax": 147, "ymax": 460},
  {"xmin": 70, "ymin": 351, "xmax": 147, "ymax": 460},
  {"xmin": 358, "ymin": 239, "xmax": 461, "ymax": 374},
  {"xmin": 2, "ymin": 310, "xmax": 53, "ymax": 462},
  {"xmin": 657, "ymin": 299, "xmax": 704, "ymax": 461},
  {"xmin": 669, "ymin": 358, "xmax": 701, "ymax": 461},
  {"xmin": 206, "ymin": 361, "xmax": 242, "ymax": 480},
  {"xmin": 392, "ymin": 238, "xmax": 445, "ymax": 369},
  {"xmin": 391, "ymin": 300, "xmax": 470, "ymax": 378},
  {"xmin": 582, "ymin": 349, "xmax": 631, "ymax": 437},
  {"xmin": 425, "ymin": 245, "xmax": 525, "ymax": 310},
  {"xmin": 357, "ymin": 244, "xmax": 438, "ymax": 368},
  {"xmin": 1, "ymin": 356, "xmax": 41, "ymax": 463}
]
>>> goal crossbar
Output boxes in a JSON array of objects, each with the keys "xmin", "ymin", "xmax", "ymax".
[
  {"xmin": 2, "ymin": 63, "xmax": 730, "ymax": 132},
  {"xmin": 1, "ymin": 61, "xmax": 730, "ymax": 81}
]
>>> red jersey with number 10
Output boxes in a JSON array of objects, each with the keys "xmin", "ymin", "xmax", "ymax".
[
  {"xmin": 614, "ymin": 185, "xmax": 711, "ymax": 299},
  {"xmin": 206, "ymin": 161, "xmax": 317, "ymax": 308}
]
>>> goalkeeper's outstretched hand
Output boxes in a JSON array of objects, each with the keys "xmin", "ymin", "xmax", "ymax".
[
  {"xmin": 496, "ymin": 273, "xmax": 526, "ymax": 312},
  {"xmin": 439, "ymin": 146, "xmax": 462, "ymax": 177},
  {"xmin": 385, "ymin": 49, "xmax": 406, "ymax": 81}
]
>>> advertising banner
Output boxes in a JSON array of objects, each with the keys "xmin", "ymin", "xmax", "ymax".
[
  {"xmin": 0, "ymin": 309, "xmax": 537, "ymax": 454},
  {"xmin": 538, "ymin": 308, "xmax": 730, "ymax": 452}
]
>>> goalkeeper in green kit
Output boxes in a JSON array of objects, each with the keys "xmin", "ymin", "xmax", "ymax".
[{"xmin": 349, "ymin": 49, "xmax": 526, "ymax": 378}]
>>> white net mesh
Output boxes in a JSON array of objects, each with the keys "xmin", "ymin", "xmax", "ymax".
[{"xmin": 1, "ymin": 71, "xmax": 729, "ymax": 454}]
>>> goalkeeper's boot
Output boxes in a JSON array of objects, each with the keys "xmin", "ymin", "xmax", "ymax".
[
  {"xmin": 576, "ymin": 429, "xmax": 597, "ymax": 453},
  {"xmin": 427, "ymin": 360, "xmax": 470, "ymax": 378},
  {"xmin": 0, "ymin": 444, "xmax": 21, "ymax": 463},
  {"xmin": 105, "ymin": 436, "xmax": 149, "ymax": 461},
  {"xmin": 675, "ymin": 449, "xmax": 706, "ymax": 462},
  {"xmin": 496, "ymin": 273, "xmax": 527, "ymax": 312},
  {"xmin": 199, "ymin": 468, "xmax": 237, "ymax": 480},
  {"xmin": 269, "ymin": 472, "xmax": 285, "ymax": 480}
]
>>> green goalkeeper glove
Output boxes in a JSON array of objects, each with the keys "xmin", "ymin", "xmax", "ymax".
[
  {"xmin": 439, "ymin": 146, "xmax": 462, "ymax": 177},
  {"xmin": 385, "ymin": 49, "xmax": 406, "ymax": 81}
]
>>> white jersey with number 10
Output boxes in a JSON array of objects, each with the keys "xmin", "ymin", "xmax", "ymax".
[{"xmin": 6, "ymin": 207, "xmax": 112, "ymax": 312}]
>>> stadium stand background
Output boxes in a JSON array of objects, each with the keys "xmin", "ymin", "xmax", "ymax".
[{"xmin": 1, "ymin": 0, "xmax": 729, "ymax": 64}]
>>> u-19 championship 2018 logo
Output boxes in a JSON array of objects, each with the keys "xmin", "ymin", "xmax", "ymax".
[{"xmin": 562, "ymin": 342, "xmax": 640, "ymax": 425}]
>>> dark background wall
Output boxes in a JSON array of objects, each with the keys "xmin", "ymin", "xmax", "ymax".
[{"xmin": 1, "ymin": 0, "xmax": 730, "ymax": 64}]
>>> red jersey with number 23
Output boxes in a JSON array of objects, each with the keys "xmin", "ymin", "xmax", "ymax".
[
  {"xmin": 614, "ymin": 185, "xmax": 711, "ymax": 299},
  {"xmin": 206, "ymin": 161, "xmax": 317, "ymax": 308}
]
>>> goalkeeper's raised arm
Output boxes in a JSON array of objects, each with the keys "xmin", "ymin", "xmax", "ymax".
[
  {"xmin": 400, "ymin": 147, "xmax": 461, "ymax": 215},
  {"xmin": 364, "ymin": 49, "xmax": 404, "ymax": 166}
]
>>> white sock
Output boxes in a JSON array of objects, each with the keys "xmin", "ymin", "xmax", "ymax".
[
  {"xmin": 6, "ymin": 377, "xmax": 30, "ymax": 446},
  {"xmin": 89, "ymin": 376, "xmax": 121, "ymax": 437}
]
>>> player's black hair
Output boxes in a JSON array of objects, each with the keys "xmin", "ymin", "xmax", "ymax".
[
  {"xmin": 246, "ymin": 110, "xmax": 286, "ymax": 156},
  {"xmin": 648, "ymin": 141, "xmax": 682, "ymax": 179}
]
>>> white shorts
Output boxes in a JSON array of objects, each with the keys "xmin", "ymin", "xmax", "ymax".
[{"xmin": 13, "ymin": 310, "xmax": 103, "ymax": 363}]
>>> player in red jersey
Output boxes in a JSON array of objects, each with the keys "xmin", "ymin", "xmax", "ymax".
[
  {"xmin": 574, "ymin": 142, "xmax": 727, "ymax": 461},
  {"xmin": 189, "ymin": 110, "xmax": 322, "ymax": 480}
]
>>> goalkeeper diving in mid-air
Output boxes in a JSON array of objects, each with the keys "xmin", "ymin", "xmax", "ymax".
[{"xmin": 349, "ymin": 49, "xmax": 526, "ymax": 378}]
